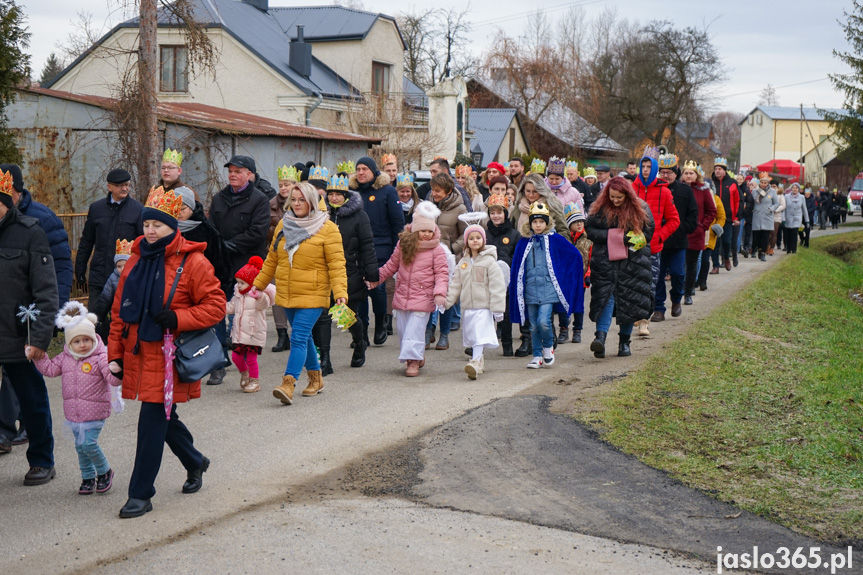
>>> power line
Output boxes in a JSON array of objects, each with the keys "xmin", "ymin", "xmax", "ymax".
[{"xmin": 722, "ymin": 77, "xmax": 830, "ymax": 99}]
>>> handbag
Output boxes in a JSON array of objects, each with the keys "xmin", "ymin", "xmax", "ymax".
[
  {"xmin": 607, "ymin": 228, "xmax": 628, "ymax": 261},
  {"xmin": 164, "ymin": 254, "xmax": 226, "ymax": 383}
]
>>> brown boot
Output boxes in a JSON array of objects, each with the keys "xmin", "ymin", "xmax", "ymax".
[
  {"xmin": 273, "ymin": 375, "xmax": 296, "ymax": 405},
  {"xmin": 239, "ymin": 371, "xmax": 250, "ymax": 391},
  {"xmin": 405, "ymin": 360, "xmax": 419, "ymax": 377},
  {"xmin": 302, "ymin": 370, "xmax": 324, "ymax": 396},
  {"xmin": 244, "ymin": 377, "xmax": 260, "ymax": 393}
]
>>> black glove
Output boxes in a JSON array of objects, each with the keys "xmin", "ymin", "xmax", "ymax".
[
  {"xmin": 77, "ymin": 274, "xmax": 88, "ymax": 290},
  {"xmin": 223, "ymin": 240, "xmax": 238, "ymax": 254},
  {"xmin": 109, "ymin": 358, "xmax": 124, "ymax": 380},
  {"xmin": 584, "ymin": 276, "xmax": 591, "ymax": 288},
  {"xmin": 153, "ymin": 309, "xmax": 178, "ymax": 330}
]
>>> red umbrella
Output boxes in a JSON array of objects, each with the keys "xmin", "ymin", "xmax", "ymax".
[{"xmin": 756, "ymin": 159, "xmax": 804, "ymax": 183}]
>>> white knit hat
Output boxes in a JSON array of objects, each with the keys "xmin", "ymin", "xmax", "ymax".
[{"xmin": 55, "ymin": 301, "xmax": 98, "ymax": 344}]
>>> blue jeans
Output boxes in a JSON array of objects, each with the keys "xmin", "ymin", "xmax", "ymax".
[
  {"xmin": 284, "ymin": 308, "xmax": 323, "ymax": 378},
  {"xmin": 655, "ymin": 248, "xmax": 685, "ymax": 312},
  {"xmin": 526, "ymin": 303, "xmax": 554, "ymax": 357},
  {"xmin": 2, "ymin": 361, "xmax": 53, "ymax": 468},
  {"xmin": 596, "ymin": 295, "xmax": 633, "ymax": 336},
  {"xmin": 74, "ymin": 421, "xmax": 109, "ymax": 479},
  {"xmin": 427, "ymin": 305, "xmax": 454, "ymax": 334}
]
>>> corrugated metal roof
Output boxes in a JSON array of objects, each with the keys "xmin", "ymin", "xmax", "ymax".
[
  {"xmin": 270, "ymin": 6, "xmax": 379, "ymax": 42},
  {"xmin": 469, "ymin": 109, "xmax": 518, "ymax": 165},
  {"xmin": 23, "ymin": 86, "xmax": 380, "ymax": 143},
  {"xmin": 740, "ymin": 105, "xmax": 849, "ymax": 124}
]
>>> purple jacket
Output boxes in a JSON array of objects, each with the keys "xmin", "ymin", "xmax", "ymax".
[{"xmin": 34, "ymin": 336, "xmax": 120, "ymax": 423}]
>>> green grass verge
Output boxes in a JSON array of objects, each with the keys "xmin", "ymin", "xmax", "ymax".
[{"xmin": 579, "ymin": 231, "xmax": 863, "ymax": 544}]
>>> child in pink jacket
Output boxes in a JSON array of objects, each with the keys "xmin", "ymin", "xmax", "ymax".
[
  {"xmin": 30, "ymin": 302, "xmax": 121, "ymax": 495},
  {"xmin": 227, "ymin": 256, "xmax": 276, "ymax": 393},
  {"xmin": 371, "ymin": 201, "xmax": 450, "ymax": 377}
]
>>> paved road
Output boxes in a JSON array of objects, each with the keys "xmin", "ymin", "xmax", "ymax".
[{"xmin": 0, "ymin": 225, "xmax": 854, "ymax": 574}]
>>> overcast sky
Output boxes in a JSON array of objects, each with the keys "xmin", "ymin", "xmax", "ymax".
[{"xmin": 24, "ymin": 0, "xmax": 853, "ymax": 115}]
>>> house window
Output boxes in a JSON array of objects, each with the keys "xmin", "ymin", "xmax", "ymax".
[
  {"xmin": 372, "ymin": 62, "xmax": 391, "ymax": 96},
  {"xmin": 336, "ymin": 111, "xmax": 345, "ymax": 125},
  {"xmin": 160, "ymin": 45, "xmax": 189, "ymax": 93}
]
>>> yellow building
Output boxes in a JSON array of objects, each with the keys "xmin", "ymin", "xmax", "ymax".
[{"xmin": 738, "ymin": 105, "xmax": 846, "ymax": 170}]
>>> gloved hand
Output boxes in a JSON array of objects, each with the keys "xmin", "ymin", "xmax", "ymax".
[
  {"xmin": 109, "ymin": 359, "xmax": 124, "ymax": 380},
  {"xmin": 223, "ymin": 240, "xmax": 239, "ymax": 254},
  {"xmin": 76, "ymin": 274, "xmax": 88, "ymax": 290},
  {"xmin": 584, "ymin": 276, "xmax": 591, "ymax": 288},
  {"xmin": 110, "ymin": 386, "xmax": 125, "ymax": 414},
  {"xmin": 493, "ymin": 312, "xmax": 504, "ymax": 322},
  {"xmin": 154, "ymin": 309, "xmax": 178, "ymax": 330},
  {"xmin": 249, "ymin": 287, "xmax": 261, "ymax": 299}
]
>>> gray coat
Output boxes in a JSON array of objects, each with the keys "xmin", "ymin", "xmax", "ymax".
[
  {"xmin": 784, "ymin": 193, "xmax": 810, "ymax": 228},
  {"xmin": 0, "ymin": 208, "xmax": 59, "ymax": 362},
  {"xmin": 750, "ymin": 188, "xmax": 780, "ymax": 231}
]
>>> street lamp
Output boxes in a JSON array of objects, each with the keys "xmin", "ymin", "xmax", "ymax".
[{"xmin": 471, "ymin": 144, "xmax": 484, "ymax": 168}]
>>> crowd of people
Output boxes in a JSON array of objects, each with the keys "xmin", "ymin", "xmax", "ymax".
[{"xmin": 0, "ymin": 146, "xmax": 844, "ymax": 518}]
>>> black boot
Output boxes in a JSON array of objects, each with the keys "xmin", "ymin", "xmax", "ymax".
[
  {"xmin": 348, "ymin": 322, "xmax": 366, "ymax": 367},
  {"xmin": 271, "ymin": 328, "xmax": 290, "ymax": 352},
  {"xmin": 385, "ymin": 314, "xmax": 393, "ymax": 335},
  {"xmin": 571, "ymin": 329, "xmax": 581, "ymax": 343},
  {"xmin": 312, "ymin": 316, "xmax": 333, "ymax": 377},
  {"xmin": 373, "ymin": 314, "xmax": 388, "ymax": 345},
  {"xmin": 590, "ymin": 331, "xmax": 607, "ymax": 358},
  {"xmin": 618, "ymin": 334, "xmax": 631, "ymax": 357},
  {"xmin": 319, "ymin": 350, "xmax": 333, "ymax": 376},
  {"xmin": 515, "ymin": 337, "xmax": 531, "ymax": 357}
]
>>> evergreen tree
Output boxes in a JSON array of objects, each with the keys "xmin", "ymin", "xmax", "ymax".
[
  {"xmin": 0, "ymin": 0, "xmax": 30, "ymax": 164},
  {"xmin": 39, "ymin": 53, "xmax": 64, "ymax": 86},
  {"xmin": 824, "ymin": 0, "xmax": 863, "ymax": 170}
]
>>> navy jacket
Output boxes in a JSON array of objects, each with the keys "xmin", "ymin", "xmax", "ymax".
[
  {"xmin": 350, "ymin": 173, "xmax": 405, "ymax": 264},
  {"xmin": 17, "ymin": 189, "xmax": 73, "ymax": 307}
]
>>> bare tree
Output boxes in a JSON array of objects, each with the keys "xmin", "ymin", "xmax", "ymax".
[
  {"xmin": 758, "ymin": 84, "xmax": 780, "ymax": 106},
  {"xmin": 56, "ymin": 12, "xmax": 105, "ymax": 66},
  {"xmin": 709, "ymin": 111, "xmax": 744, "ymax": 156},
  {"xmin": 397, "ymin": 9, "xmax": 434, "ymax": 87},
  {"xmin": 397, "ymin": 6, "xmax": 476, "ymax": 89}
]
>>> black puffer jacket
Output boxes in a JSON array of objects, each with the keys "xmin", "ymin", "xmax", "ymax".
[
  {"xmin": 663, "ymin": 180, "xmax": 699, "ymax": 251},
  {"xmin": 586, "ymin": 201, "xmax": 655, "ymax": 326},
  {"xmin": 327, "ymin": 191, "xmax": 380, "ymax": 303},
  {"xmin": 742, "ymin": 185, "xmax": 756, "ymax": 220},
  {"xmin": 350, "ymin": 173, "xmax": 405, "ymax": 264},
  {"xmin": 180, "ymin": 201, "xmax": 233, "ymax": 297},
  {"xmin": 486, "ymin": 218, "xmax": 521, "ymax": 267},
  {"xmin": 583, "ymin": 182, "xmax": 601, "ymax": 212},
  {"xmin": 208, "ymin": 183, "xmax": 270, "ymax": 275},
  {"xmin": 74, "ymin": 194, "xmax": 143, "ymax": 294},
  {"xmin": 0, "ymin": 209, "xmax": 59, "ymax": 362}
]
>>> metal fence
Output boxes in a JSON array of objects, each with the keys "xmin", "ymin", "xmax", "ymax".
[{"xmin": 58, "ymin": 213, "xmax": 89, "ymax": 301}]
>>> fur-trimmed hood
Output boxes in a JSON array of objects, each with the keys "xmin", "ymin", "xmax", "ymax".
[
  {"xmin": 349, "ymin": 173, "xmax": 391, "ymax": 191},
  {"xmin": 326, "ymin": 190, "xmax": 363, "ymax": 218},
  {"xmin": 519, "ymin": 215, "xmax": 558, "ymax": 237}
]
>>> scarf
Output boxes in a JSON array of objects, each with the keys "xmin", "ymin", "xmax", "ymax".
[
  {"xmin": 401, "ymin": 198, "xmax": 414, "ymax": 212},
  {"xmin": 280, "ymin": 209, "xmax": 329, "ymax": 266},
  {"xmin": 178, "ymin": 219, "xmax": 202, "ymax": 232},
  {"xmin": 119, "ymin": 232, "xmax": 176, "ymax": 342}
]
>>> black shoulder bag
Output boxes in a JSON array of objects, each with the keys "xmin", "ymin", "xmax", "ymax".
[{"xmin": 165, "ymin": 254, "xmax": 227, "ymax": 383}]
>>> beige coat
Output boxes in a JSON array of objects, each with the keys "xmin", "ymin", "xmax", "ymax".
[
  {"xmin": 435, "ymin": 190, "xmax": 468, "ymax": 257},
  {"xmin": 445, "ymin": 245, "xmax": 507, "ymax": 314}
]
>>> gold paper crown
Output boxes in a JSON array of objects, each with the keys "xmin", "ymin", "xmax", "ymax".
[
  {"xmin": 454, "ymin": 165, "xmax": 475, "ymax": 178},
  {"xmin": 115, "ymin": 239, "xmax": 133, "ymax": 256},
  {"xmin": 714, "ymin": 157, "xmax": 728, "ymax": 168},
  {"xmin": 162, "ymin": 148, "xmax": 183, "ymax": 166},
  {"xmin": 529, "ymin": 201, "xmax": 550, "ymax": 218},
  {"xmin": 145, "ymin": 186, "xmax": 184, "ymax": 219},
  {"xmin": 529, "ymin": 158, "xmax": 546, "ymax": 174},
  {"xmin": 336, "ymin": 161, "xmax": 355, "ymax": 174},
  {"xmin": 432, "ymin": 155, "xmax": 447, "ymax": 161},
  {"xmin": 682, "ymin": 160, "xmax": 699, "ymax": 172},
  {"xmin": 395, "ymin": 172, "xmax": 414, "ymax": 187},
  {"xmin": 327, "ymin": 174, "xmax": 350, "ymax": 192},
  {"xmin": 487, "ymin": 192, "xmax": 508, "ymax": 210},
  {"xmin": 309, "ymin": 166, "xmax": 329, "ymax": 180},
  {"xmin": 582, "ymin": 167, "xmax": 597, "ymax": 179},
  {"xmin": 657, "ymin": 153, "xmax": 679, "ymax": 169},
  {"xmin": 381, "ymin": 153, "xmax": 397, "ymax": 166},
  {"xmin": 758, "ymin": 171, "xmax": 770, "ymax": 180},
  {"xmin": 277, "ymin": 165, "xmax": 299, "ymax": 181},
  {"xmin": 0, "ymin": 170, "xmax": 13, "ymax": 196}
]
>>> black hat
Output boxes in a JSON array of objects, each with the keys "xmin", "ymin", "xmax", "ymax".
[
  {"xmin": 357, "ymin": 156, "xmax": 379, "ymax": 176},
  {"xmin": 224, "ymin": 155, "xmax": 256, "ymax": 173},
  {"xmin": 595, "ymin": 164, "xmax": 611, "ymax": 173},
  {"xmin": 0, "ymin": 164, "xmax": 24, "ymax": 192},
  {"xmin": 292, "ymin": 162, "xmax": 307, "ymax": 172},
  {"xmin": 106, "ymin": 168, "xmax": 132, "ymax": 184}
]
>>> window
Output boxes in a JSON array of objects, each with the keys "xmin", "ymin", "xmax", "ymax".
[
  {"xmin": 160, "ymin": 45, "xmax": 189, "ymax": 93},
  {"xmin": 372, "ymin": 61, "xmax": 391, "ymax": 96}
]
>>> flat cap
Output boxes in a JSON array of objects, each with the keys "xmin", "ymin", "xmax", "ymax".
[
  {"xmin": 106, "ymin": 168, "xmax": 132, "ymax": 184},
  {"xmin": 224, "ymin": 155, "xmax": 256, "ymax": 173}
]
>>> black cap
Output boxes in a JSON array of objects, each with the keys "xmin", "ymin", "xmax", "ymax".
[
  {"xmin": 224, "ymin": 155, "xmax": 256, "ymax": 173},
  {"xmin": 0, "ymin": 164, "xmax": 24, "ymax": 192},
  {"xmin": 595, "ymin": 164, "xmax": 611, "ymax": 173},
  {"xmin": 106, "ymin": 168, "xmax": 132, "ymax": 184}
]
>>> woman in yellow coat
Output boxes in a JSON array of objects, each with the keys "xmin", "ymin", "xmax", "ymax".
[{"xmin": 253, "ymin": 182, "xmax": 348, "ymax": 404}]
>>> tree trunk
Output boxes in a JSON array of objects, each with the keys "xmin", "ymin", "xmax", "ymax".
[{"xmin": 138, "ymin": 0, "xmax": 160, "ymax": 201}]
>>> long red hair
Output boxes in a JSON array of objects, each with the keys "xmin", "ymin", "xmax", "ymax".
[{"xmin": 589, "ymin": 176, "xmax": 648, "ymax": 233}]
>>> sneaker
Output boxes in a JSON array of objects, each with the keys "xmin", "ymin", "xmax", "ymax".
[
  {"xmin": 79, "ymin": 478, "xmax": 96, "ymax": 495},
  {"xmin": 542, "ymin": 347, "xmax": 555, "ymax": 366},
  {"xmin": 637, "ymin": 320, "xmax": 650, "ymax": 337},
  {"xmin": 464, "ymin": 360, "xmax": 480, "ymax": 380},
  {"xmin": 527, "ymin": 357, "xmax": 543, "ymax": 369},
  {"xmin": 96, "ymin": 469, "xmax": 114, "ymax": 494}
]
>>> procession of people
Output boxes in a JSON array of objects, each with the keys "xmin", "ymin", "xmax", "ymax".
[{"xmin": 0, "ymin": 144, "xmax": 836, "ymax": 518}]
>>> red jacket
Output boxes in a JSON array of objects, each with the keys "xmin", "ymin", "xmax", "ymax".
[
  {"xmin": 109, "ymin": 233, "xmax": 225, "ymax": 404},
  {"xmin": 633, "ymin": 174, "xmax": 680, "ymax": 254}
]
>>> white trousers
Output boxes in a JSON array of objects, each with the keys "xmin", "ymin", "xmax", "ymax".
[{"xmin": 395, "ymin": 310, "xmax": 430, "ymax": 362}]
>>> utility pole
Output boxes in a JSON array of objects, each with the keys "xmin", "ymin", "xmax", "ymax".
[
  {"xmin": 138, "ymin": 0, "xmax": 159, "ymax": 200},
  {"xmin": 800, "ymin": 103, "xmax": 804, "ymax": 183}
]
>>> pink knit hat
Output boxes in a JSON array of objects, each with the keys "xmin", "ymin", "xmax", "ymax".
[
  {"xmin": 459, "ymin": 212, "xmax": 488, "ymax": 244},
  {"xmin": 411, "ymin": 201, "xmax": 440, "ymax": 233}
]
